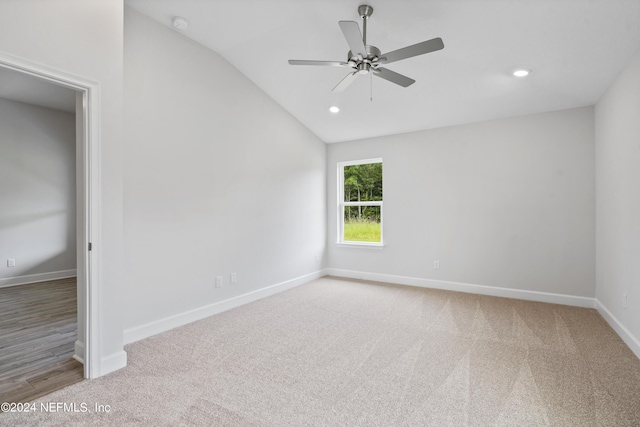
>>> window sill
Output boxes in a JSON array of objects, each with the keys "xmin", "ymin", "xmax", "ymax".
[{"xmin": 336, "ymin": 242, "xmax": 385, "ymax": 250}]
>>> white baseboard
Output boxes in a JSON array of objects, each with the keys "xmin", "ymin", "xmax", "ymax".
[
  {"xmin": 73, "ymin": 344, "xmax": 127, "ymax": 378},
  {"xmin": 0, "ymin": 269, "xmax": 77, "ymax": 288},
  {"xmin": 595, "ymin": 299, "xmax": 640, "ymax": 360},
  {"xmin": 123, "ymin": 269, "xmax": 327, "ymax": 345},
  {"xmin": 73, "ymin": 340, "xmax": 85, "ymax": 365},
  {"xmin": 326, "ymin": 268, "xmax": 596, "ymax": 308},
  {"xmin": 99, "ymin": 350, "xmax": 127, "ymax": 378}
]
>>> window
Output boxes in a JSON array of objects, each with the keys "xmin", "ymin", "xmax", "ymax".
[{"xmin": 338, "ymin": 159, "xmax": 383, "ymax": 246}]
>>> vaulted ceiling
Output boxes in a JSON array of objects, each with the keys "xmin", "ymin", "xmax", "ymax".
[
  {"xmin": 126, "ymin": 0, "xmax": 640, "ymax": 143},
  {"xmin": 2, "ymin": 1, "xmax": 638, "ymax": 142}
]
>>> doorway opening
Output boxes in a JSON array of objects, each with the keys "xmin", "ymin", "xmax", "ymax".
[{"xmin": 0, "ymin": 52, "xmax": 102, "ymax": 383}]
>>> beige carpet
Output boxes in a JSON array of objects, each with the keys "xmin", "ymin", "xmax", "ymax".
[{"xmin": 2, "ymin": 276, "xmax": 640, "ymax": 426}]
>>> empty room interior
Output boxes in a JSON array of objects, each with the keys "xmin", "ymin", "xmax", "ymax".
[{"xmin": 1, "ymin": 0, "xmax": 640, "ymax": 425}]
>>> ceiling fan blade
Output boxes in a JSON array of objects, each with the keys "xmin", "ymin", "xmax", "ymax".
[
  {"xmin": 332, "ymin": 72, "xmax": 359, "ymax": 92},
  {"xmin": 379, "ymin": 37, "xmax": 444, "ymax": 64},
  {"xmin": 338, "ymin": 21, "xmax": 366, "ymax": 57},
  {"xmin": 373, "ymin": 67, "xmax": 415, "ymax": 87},
  {"xmin": 288, "ymin": 60, "xmax": 351, "ymax": 67}
]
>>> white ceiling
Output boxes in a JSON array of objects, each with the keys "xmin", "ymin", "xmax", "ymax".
[
  {"xmin": 2, "ymin": 3, "xmax": 636, "ymax": 142},
  {"xmin": 0, "ymin": 67, "xmax": 76, "ymax": 113},
  {"xmin": 126, "ymin": 0, "xmax": 640, "ymax": 143}
]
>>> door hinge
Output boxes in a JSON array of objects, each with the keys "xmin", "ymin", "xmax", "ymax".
[{"xmin": 88, "ymin": 242, "xmax": 92, "ymax": 251}]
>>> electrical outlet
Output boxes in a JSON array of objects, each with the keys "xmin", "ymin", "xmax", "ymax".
[
  {"xmin": 215, "ymin": 276, "xmax": 223, "ymax": 288},
  {"xmin": 7, "ymin": 259, "xmax": 16, "ymax": 267},
  {"xmin": 230, "ymin": 273, "xmax": 237, "ymax": 284},
  {"xmin": 315, "ymin": 254, "xmax": 319, "ymax": 263},
  {"xmin": 434, "ymin": 260, "xmax": 440, "ymax": 269},
  {"xmin": 623, "ymin": 293, "xmax": 627, "ymax": 310}
]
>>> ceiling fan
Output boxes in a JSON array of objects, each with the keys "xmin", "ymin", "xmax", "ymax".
[{"xmin": 288, "ymin": 4, "xmax": 444, "ymax": 92}]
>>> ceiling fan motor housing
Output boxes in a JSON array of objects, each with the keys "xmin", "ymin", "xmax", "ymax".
[
  {"xmin": 357, "ymin": 62, "xmax": 371, "ymax": 74},
  {"xmin": 348, "ymin": 45, "xmax": 381, "ymax": 71}
]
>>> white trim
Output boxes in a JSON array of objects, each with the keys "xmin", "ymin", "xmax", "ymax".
[
  {"xmin": 83, "ymin": 67, "xmax": 103, "ymax": 380},
  {"xmin": 596, "ymin": 299, "xmax": 640, "ymax": 360},
  {"xmin": 339, "ymin": 158, "xmax": 383, "ymax": 167},
  {"xmin": 336, "ymin": 243, "xmax": 385, "ymax": 250},
  {"xmin": 0, "ymin": 51, "xmax": 104, "ymax": 379},
  {"xmin": 0, "ymin": 270, "xmax": 77, "ymax": 288},
  {"xmin": 326, "ymin": 268, "xmax": 596, "ymax": 308},
  {"xmin": 100, "ymin": 350, "xmax": 127, "ymax": 376},
  {"xmin": 73, "ymin": 340, "xmax": 85, "ymax": 364},
  {"xmin": 123, "ymin": 269, "xmax": 327, "ymax": 344},
  {"xmin": 343, "ymin": 201, "xmax": 383, "ymax": 207}
]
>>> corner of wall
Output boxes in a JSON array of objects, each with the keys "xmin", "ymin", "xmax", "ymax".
[{"xmin": 596, "ymin": 299, "xmax": 640, "ymax": 360}]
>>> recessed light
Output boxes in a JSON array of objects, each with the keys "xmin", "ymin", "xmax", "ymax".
[
  {"xmin": 513, "ymin": 69, "xmax": 530, "ymax": 78},
  {"xmin": 329, "ymin": 106, "xmax": 340, "ymax": 113},
  {"xmin": 172, "ymin": 16, "xmax": 189, "ymax": 31}
]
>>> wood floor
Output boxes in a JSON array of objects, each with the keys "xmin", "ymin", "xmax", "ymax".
[{"xmin": 0, "ymin": 278, "xmax": 84, "ymax": 407}]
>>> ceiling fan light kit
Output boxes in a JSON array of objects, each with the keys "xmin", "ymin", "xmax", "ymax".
[{"xmin": 288, "ymin": 4, "xmax": 444, "ymax": 92}]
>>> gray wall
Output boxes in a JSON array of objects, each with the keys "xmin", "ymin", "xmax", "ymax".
[
  {"xmin": 123, "ymin": 9, "xmax": 326, "ymax": 334},
  {"xmin": 0, "ymin": 98, "xmax": 76, "ymax": 286},
  {"xmin": 327, "ymin": 107, "xmax": 595, "ymax": 300},
  {"xmin": 595, "ymin": 50, "xmax": 640, "ymax": 352}
]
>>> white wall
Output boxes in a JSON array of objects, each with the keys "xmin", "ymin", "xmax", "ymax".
[
  {"xmin": 328, "ymin": 107, "xmax": 595, "ymax": 302},
  {"xmin": 595, "ymin": 50, "xmax": 640, "ymax": 355},
  {"xmin": 0, "ymin": 0, "xmax": 125, "ymax": 375},
  {"xmin": 0, "ymin": 99, "xmax": 76, "ymax": 287},
  {"xmin": 123, "ymin": 9, "xmax": 326, "ymax": 337}
]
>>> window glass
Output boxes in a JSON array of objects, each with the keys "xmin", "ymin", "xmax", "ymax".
[{"xmin": 339, "ymin": 160, "xmax": 383, "ymax": 244}]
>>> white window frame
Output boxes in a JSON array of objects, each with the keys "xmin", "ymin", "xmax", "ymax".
[{"xmin": 337, "ymin": 158, "xmax": 384, "ymax": 248}]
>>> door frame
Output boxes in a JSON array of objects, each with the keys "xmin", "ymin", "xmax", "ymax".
[{"xmin": 0, "ymin": 51, "xmax": 102, "ymax": 379}]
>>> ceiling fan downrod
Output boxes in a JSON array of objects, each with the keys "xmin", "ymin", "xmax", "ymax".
[{"xmin": 358, "ymin": 5, "xmax": 374, "ymax": 46}]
